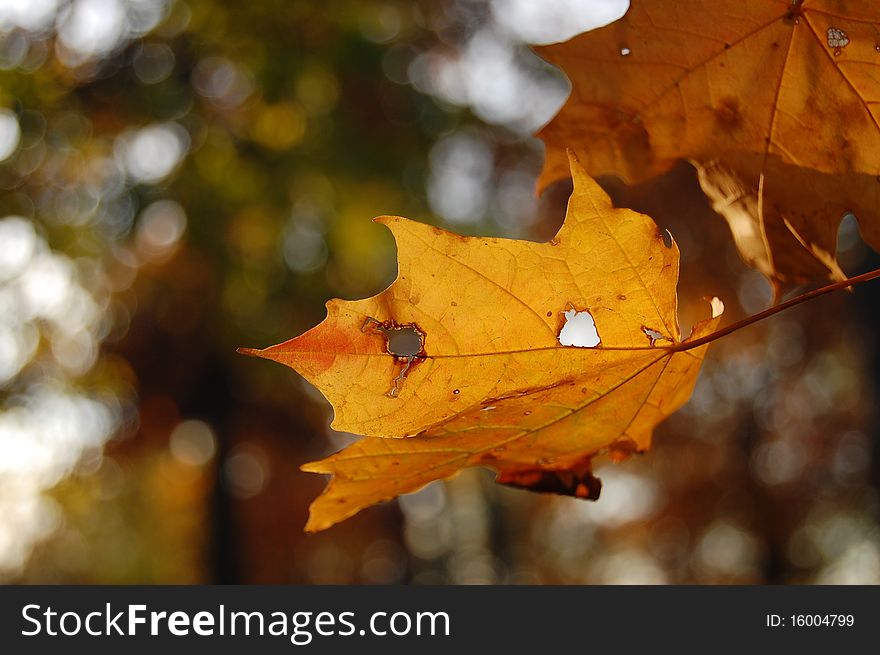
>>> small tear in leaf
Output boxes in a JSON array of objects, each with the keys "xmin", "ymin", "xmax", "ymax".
[
  {"xmin": 558, "ymin": 308, "xmax": 601, "ymax": 347},
  {"xmin": 482, "ymin": 405, "xmax": 496, "ymax": 412},
  {"xmin": 387, "ymin": 356, "xmax": 414, "ymax": 398},
  {"xmin": 642, "ymin": 326, "xmax": 668, "ymax": 346},
  {"xmin": 710, "ymin": 296, "xmax": 724, "ymax": 319}
]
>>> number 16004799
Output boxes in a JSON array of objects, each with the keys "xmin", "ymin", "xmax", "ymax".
[{"xmin": 767, "ymin": 614, "xmax": 855, "ymax": 627}]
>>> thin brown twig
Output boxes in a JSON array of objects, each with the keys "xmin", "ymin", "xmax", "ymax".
[{"xmin": 671, "ymin": 266, "xmax": 880, "ymax": 353}]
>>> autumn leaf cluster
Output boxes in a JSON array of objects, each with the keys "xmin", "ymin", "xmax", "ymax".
[{"xmin": 243, "ymin": 0, "xmax": 880, "ymax": 531}]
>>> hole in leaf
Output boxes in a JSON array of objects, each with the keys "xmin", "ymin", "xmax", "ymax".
[
  {"xmin": 826, "ymin": 26, "xmax": 849, "ymax": 50},
  {"xmin": 558, "ymin": 308, "xmax": 600, "ymax": 347},
  {"xmin": 620, "ymin": 47, "xmax": 631, "ymax": 56},
  {"xmin": 362, "ymin": 318, "xmax": 425, "ymax": 357},
  {"xmin": 642, "ymin": 326, "xmax": 667, "ymax": 346},
  {"xmin": 385, "ymin": 326, "xmax": 423, "ymax": 357},
  {"xmin": 362, "ymin": 317, "xmax": 426, "ymax": 397}
]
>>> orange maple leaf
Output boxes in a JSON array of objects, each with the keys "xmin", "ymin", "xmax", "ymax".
[
  {"xmin": 240, "ymin": 153, "xmax": 722, "ymax": 532},
  {"xmin": 536, "ymin": 0, "xmax": 880, "ymax": 293}
]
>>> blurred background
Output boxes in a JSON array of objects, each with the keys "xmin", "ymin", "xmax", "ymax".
[{"xmin": 1, "ymin": 0, "xmax": 878, "ymax": 584}]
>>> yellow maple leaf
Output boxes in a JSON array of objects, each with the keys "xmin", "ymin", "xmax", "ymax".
[
  {"xmin": 240, "ymin": 153, "xmax": 723, "ymax": 532},
  {"xmin": 536, "ymin": 0, "xmax": 880, "ymax": 293}
]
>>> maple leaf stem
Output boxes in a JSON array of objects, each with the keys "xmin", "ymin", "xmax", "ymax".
[{"xmin": 671, "ymin": 266, "xmax": 880, "ymax": 353}]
